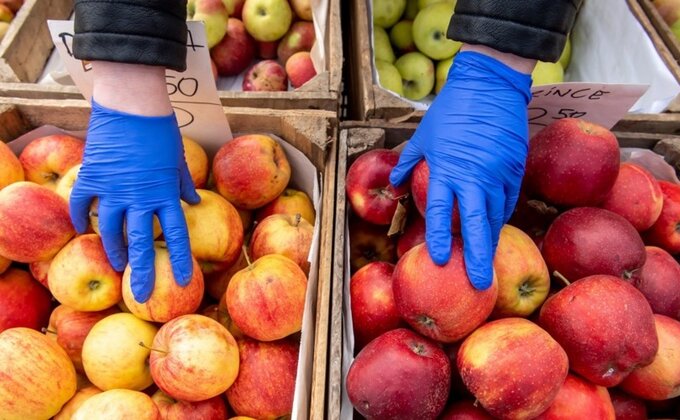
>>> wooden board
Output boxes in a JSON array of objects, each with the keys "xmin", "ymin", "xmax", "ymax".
[
  {"xmin": 0, "ymin": 0, "xmax": 343, "ymax": 112},
  {"xmin": 327, "ymin": 122, "xmax": 680, "ymax": 419},
  {"xmin": 0, "ymin": 97, "xmax": 337, "ymax": 420},
  {"xmin": 0, "ymin": 0, "xmax": 73, "ymax": 83},
  {"xmin": 348, "ymin": 0, "xmax": 680, "ymax": 126}
]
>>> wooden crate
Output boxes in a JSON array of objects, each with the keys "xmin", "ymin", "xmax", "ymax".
[
  {"xmin": 0, "ymin": 0, "xmax": 343, "ymax": 112},
  {"xmin": 0, "ymin": 0, "xmax": 73, "ymax": 83},
  {"xmin": 327, "ymin": 121, "xmax": 680, "ymax": 419},
  {"xmin": 0, "ymin": 97, "xmax": 337, "ymax": 420},
  {"xmin": 347, "ymin": 0, "xmax": 680, "ymax": 126}
]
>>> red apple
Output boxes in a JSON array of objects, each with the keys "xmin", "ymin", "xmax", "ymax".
[
  {"xmin": 152, "ymin": 390, "xmax": 227, "ymax": 420},
  {"xmin": 255, "ymin": 188, "xmax": 315, "ymax": 225},
  {"xmin": 224, "ymin": 0, "xmax": 245, "ymax": 18},
  {"xmin": 242, "ymin": 60, "xmax": 288, "ymax": 91},
  {"xmin": 250, "ymin": 213, "xmax": 313, "ymax": 273},
  {"xmin": 346, "ymin": 149, "xmax": 409, "ymax": 225},
  {"xmin": 213, "ymin": 134, "xmax": 291, "ymax": 210},
  {"xmin": 19, "ymin": 134, "xmax": 84, "ymax": 189},
  {"xmin": 542, "ymin": 207, "xmax": 646, "ymax": 281},
  {"xmin": 525, "ymin": 118, "xmax": 620, "ymax": 207},
  {"xmin": 0, "ymin": 268, "xmax": 52, "ymax": 333},
  {"xmin": 349, "ymin": 217, "xmax": 397, "ymax": 273},
  {"xmin": 600, "ymin": 163, "xmax": 663, "ymax": 231},
  {"xmin": 620, "ymin": 315, "xmax": 680, "ymax": 400},
  {"xmin": 122, "ymin": 243, "xmax": 204, "ymax": 323},
  {"xmin": 285, "ymin": 51, "xmax": 316, "ymax": 88},
  {"xmin": 52, "ymin": 305, "xmax": 120, "ymax": 373},
  {"xmin": 0, "ymin": 140, "xmax": 23, "ymax": 190},
  {"xmin": 0, "ymin": 182, "xmax": 75, "ymax": 262},
  {"xmin": 350, "ymin": 262, "xmax": 403, "ymax": 349},
  {"xmin": 609, "ymin": 390, "xmax": 648, "ymax": 420},
  {"xmin": 411, "ymin": 160, "xmax": 460, "ymax": 233},
  {"xmin": 226, "ymin": 254, "xmax": 306, "ymax": 341},
  {"xmin": 29, "ymin": 258, "xmax": 51, "ymax": 288},
  {"xmin": 256, "ymin": 40, "xmax": 279, "ymax": 59},
  {"xmin": 393, "ymin": 240, "xmax": 497, "ymax": 343},
  {"xmin": 277, "ymin": 21, "xmax": 315, "ymax": 65},
  {"xmin": 397, "ymin": 213, "xmax": 425, "ymax": 258},
  {"xmin": 538, "ymin": 275, "xmax": 658, "ymax": 387},
  {"xmin": 458, "ymin": 318, "xmax": 569, "ymax": 420},
  {"xmin": 347, "ymin": 328, "xmax": 450, "ymax": 419},
  {"xmin": 210, "ymin": 18, "xmax": 256, "ymax": 76},
  {"xmin": 645, "ymin": 180, "xmax": 680, "ymax": 254},
  {"xmin": 150, "ymin": 315, "xmax": 240, "ymax": 401},
  {"xmin": 633, "ymin": 246, "xmax": 680, "ymax": 319},
  {"xmin": 0, "ymin": 0, "xmax": 22, "ymax": 15},
  {"xmin": 492, "ymin": 224, "xmax": 550, "ymax": 319},
  {"xmin": 0, "ymin": 254, "xmax": 9, "ymax": 275},
  {"xmin": 439, "ymin": 400, "xmax": 494, "ymax": 419},
  {"xmin": 534, "ymin": 374, "xmax": 616, "ymax": 419},
  {"xmin": 225, "ymin": 338, "xmax": 299, "ymax": 419}
]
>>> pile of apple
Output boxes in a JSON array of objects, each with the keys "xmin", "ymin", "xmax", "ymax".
[
  {"xmin": 0, "ymin": 130, "xmax": 316, "ymax": 419},
  {"xmin": 344, "ymin": 117, "xmax": 680, "ymax": 419},
  {"xmin": 371, "ymin": 0, "xmax": 572, "ymax": 101},
  {"xmin": 0, "ymin": 0, "xmax": 23, "ymax": 41},
  {"xmin": 188, "ymin": 0, "xmax": 318, "ymax": 92}
]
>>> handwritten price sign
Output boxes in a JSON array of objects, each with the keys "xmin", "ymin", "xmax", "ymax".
[
  {"xmin": 47, "ymin": 20, "xmax": 232, "ymax": 152},
  {"xmin": 527, "ymin": 83, "xmax": 648, "ymax": 138}
]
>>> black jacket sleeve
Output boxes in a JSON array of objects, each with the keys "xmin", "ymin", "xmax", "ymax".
[
  {"xmin": 448, "ymin": 0, "xmax": 583, "ymax": 63},
  {"xmin": 72, "ymin": 0, "xmax": 188, "ymax": 72}
]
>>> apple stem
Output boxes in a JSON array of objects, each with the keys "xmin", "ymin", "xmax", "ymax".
[
  {"xmin": 138, "ymin": 341, "xmax": 168, "ymax": 354},
  {"xmin": 294, "ymin": 213, "xmax": 301, "ymax": 227},
  {"xmin": 42, "ymin": 327, "xmax": 56, "ymax": 335},
  {"xmin": 242, "ymin": 245, "xmax": 252, "ymax": 268},
  {"xmin": 553, "ymin": 271, "xmax": 571, "ymax": 287}
]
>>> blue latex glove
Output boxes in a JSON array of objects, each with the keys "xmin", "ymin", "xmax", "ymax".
[
  {"xmin": 70, "ymin": 100, "xmax": 200, "ymax": 303},
  {"xmin": 390, "ymin": 51, "xmax": 532, "ymax": 290}
]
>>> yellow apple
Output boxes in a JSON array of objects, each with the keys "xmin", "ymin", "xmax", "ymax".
[
  {"xmin": 55, "ymin": 163, "xmax": 80, "ymax": 203},
  {"xmin": 250, "ymin": 213, "xmax": 313, "ymax": 274},
  {"xmin": 81, "ymin": 313, "xmax": 158, "ymax": 391},
  {"xmin": 183, "ymin": 136, "xmax": 209, "ymax": 189},
  {"xmin": 53, "ymin": 386, "xmax": 102, "ymax": 420},
  {"xmin": 0, "ymin": 140, "xmax": 23, "ymax": 190},
  {"xmin": 48, "ymin": 234, "xmax": 123, "ymax": 312},
  {"xmin": 256, "ymin": 188, "xmax": 315, "ymax": 225},
  {"xmin": 72, "ymin": 389, "xmax": 160, "ymax": 420}
]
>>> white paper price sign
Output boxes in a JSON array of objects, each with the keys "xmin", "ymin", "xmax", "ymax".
[
  {"xmin": 528, "ymin": 83, "xmax": 648, "ymax": 138},
  {"xmin": 47, "ymin": 20, "xmax": 231, "ymax": 151}
]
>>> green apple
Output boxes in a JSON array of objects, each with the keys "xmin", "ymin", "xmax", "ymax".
[
  {"xmin": 373, "ymin": 26, "xmax": 395, "ymax": 63},
  {"xmin": 413, "ymin": 3, "xmax": 461, "ymax": 60},
  {"xmin": 242, "ymin": 0, "xmax": 293, "ymax": 42},
  {"xmin": 558, "ymin": 37, "xmax": 572, "ymax": 69},
  {"xmin": 532, "ymin": 61, "xmax": 564, "ymax": 86},
  {"xmin": 187, "ymin": 0, "xmax": 230, "ymax": 48},
  {"xmin": 418, "ymin": 0, "xmax": 456, "ymax": 9},
  {"xmin": 395, "ymin": 52, "xmax": 435, "ymax": 100},
  {"xmin": 672, "ymin": 18, "xmax": 680, "ymax": 41},
  {"xmin": 435, "ymin": 56, "xmax": 453, "ymax": 94},
  {"xmin": 390, "ymin": 20, "xmax": 415, "ymax": 53},
  {"xmin": 373, "ymin": 0, "xmax": 406, "ymax": 28},
  {"xmin": 404, "ymin": 0, "xmax": 419, "ymax": 19},
  {"xmin": 376, "ymin": 60, "xmax": 404, "ymax": 96}
]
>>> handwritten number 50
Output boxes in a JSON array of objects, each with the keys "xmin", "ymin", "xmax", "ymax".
[{"xmin": 166, "ymin": 77, "xmax": 199, "ymax": 97}]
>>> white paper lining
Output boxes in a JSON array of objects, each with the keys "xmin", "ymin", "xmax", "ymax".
[
  {"xmin": 371, "ymin": 0, "xmax": 680, "ymax": 113},
  {"xmin": 7, "ymin": 125, "xmax": 322, "ymax": 420}
]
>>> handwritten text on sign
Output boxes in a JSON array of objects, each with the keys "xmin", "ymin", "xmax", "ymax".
[
  {"xmin": 527, "ymin": 83, "xmax": 648, "ymax": 138},
  {"xmin": 47, "ymin": 20, "xmax": 232, "ymax": 151}
]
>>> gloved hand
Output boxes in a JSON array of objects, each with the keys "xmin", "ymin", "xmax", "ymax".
[
  {"xmin": 70, "ymin": 99, "xmax": 200, "ymax": 303},
  {"xmin": 390, "ymin": 51, "xmax": 533, "ymax": 290}
]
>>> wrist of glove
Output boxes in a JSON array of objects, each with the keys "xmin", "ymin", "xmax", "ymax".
[
  {"xmin": 70, "ymin": 99, "xmax": 200, "ymax": 303},
  {"xmin": 390, "ymin": 51, "xmax": 533, "ymax": 290}
]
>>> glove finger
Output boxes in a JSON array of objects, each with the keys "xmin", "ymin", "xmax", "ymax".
[
  {"xmin": 179, "ymin": 161, "xmax": 201, "ymax": 205},
  {"xmin": 69, "ymin": 182, "xmax": 94, "ymax": 234},
  {"xmin": 486, "ymin": 184, "xmax": 506, "ymax": 255},
  {"xmin": 156, "ymin": 202, "xmax": 193, "ymax": 287},
  {"xmin": 424, "ymin": 176, "xmax": 455, "ymax": 266},
  {"xmin": 126, "ymin": 209, "xmax": 157, "ymax": 303},
  {"xmin": 96, "ymin": 202, "xmax": 128, "ymax": 271},
  {"xmin": 456, "ymin": 183, "xmax": 494, "ymax": 290},
  {"xmin": 503, "ymin": 183, "xmax": 522, "ymax": 225},
  {"xmin": 389, "ymin": 136, "xmax": 423, "ymax": 187}
]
